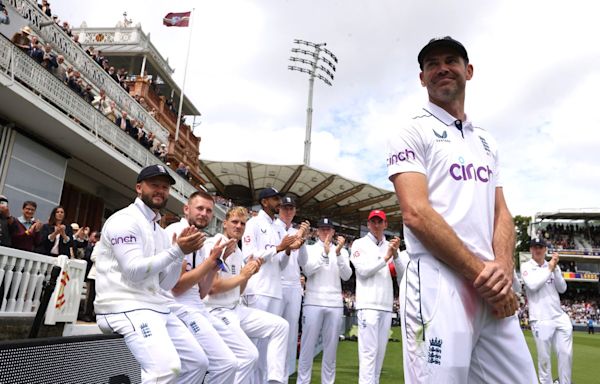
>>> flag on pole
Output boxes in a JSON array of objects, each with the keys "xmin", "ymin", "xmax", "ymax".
[{"xmin": 163, "ymin": 12, "xmax": 191, "ymax": 27}]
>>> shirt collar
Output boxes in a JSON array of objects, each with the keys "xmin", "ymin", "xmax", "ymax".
[
  {"xmin": 134, "ymin": 197, "xmax": 161, "ymax": 223},
  {"xmin": 258, "ymin": 209, "xmax": 274, "ymax": 224},
  {"xmin": 18, "ymin": 215, "xmax": 34, "ymax": 224},
  {"xmin": 423, "ymin": 101, "xmax": 473, "ymax": 131},
  {"xmin": 367, "ymin": 232, "xmax": 384, "ymax": 246}
]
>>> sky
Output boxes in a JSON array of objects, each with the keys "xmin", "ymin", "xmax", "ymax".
[{"xmin": 54, "ymin": 0, "xmax": 600, "ymax": 217}]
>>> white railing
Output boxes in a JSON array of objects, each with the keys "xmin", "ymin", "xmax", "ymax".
[
  {"xmin": 0, "ymin": 36, "xmax": 197, "ymax": 200},
  {"xmin": 4, "ymin": 0, "xmax": 169, "ymax": 144},
  {"xmin": 0, "ymin": 247, "xmax": 85, "ymax": 324}
]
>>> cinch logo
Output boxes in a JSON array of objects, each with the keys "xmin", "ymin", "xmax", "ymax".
[
  {"xmin": 387, "ymin": 149, "xmax": 416, "ymax": 166},
  {"xmin": 449, "ymin": 157, "xmax": 493, "ymax": 182},
  {"xmin": 111, "ymin": 235, "xmax": 137, "ymax": 245}
]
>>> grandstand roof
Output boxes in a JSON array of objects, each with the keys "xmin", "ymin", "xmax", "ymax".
[
  {"xmin": 535, "ymin": 209, "xmax": 600, "ymax": 221},
  {"xmin": 198, "ymin": 160, "xmax": 403, "ymax": 233}
]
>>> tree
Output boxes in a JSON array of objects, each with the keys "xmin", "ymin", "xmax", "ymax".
[{"xmin": 514, "ymin": 215, "xmax": 531, "ymax": 268}]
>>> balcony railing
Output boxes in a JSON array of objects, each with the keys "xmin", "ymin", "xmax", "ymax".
[
  {"xmin": 5, "ymin": 0, "xmax": 169, "ymax": 144},
  {"xmin": 0, "ymin": 36, "xmax": 196, "ymax": 199}
]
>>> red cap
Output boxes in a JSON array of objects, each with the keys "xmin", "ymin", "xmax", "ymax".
[{"xmin": 368, "ymin": 210, "xmax": 386, "ymax": 221}]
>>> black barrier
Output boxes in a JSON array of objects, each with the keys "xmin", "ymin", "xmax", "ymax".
[
  {"xmin": 29, "ymin": 265, "xmax": 61, "ymax": 339},
  {"xmin": 0, "ymin": 334, "xmax": 141, "ymax": 383}
]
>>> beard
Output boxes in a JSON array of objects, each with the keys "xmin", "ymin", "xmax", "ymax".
[
  {"xmin": 140, "ymin": 191, "xmax": 168, "ymax": 210},
  {"xmin": 189, "ymin": 217, "xmax": 209, "ymax": 230}
]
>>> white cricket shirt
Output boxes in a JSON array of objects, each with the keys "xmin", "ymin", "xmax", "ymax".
[
  {"xmin": 242, "ymin": 209, "xmax": 288, "ymax": 298},
  {"xmin": 521, "ymin": 259, "xmax": 567, "ymax": 321},
  {"xmin": 386, "ymin": 102, "xmax": 501, "ymax": 261},
  {"xmin": 203, "ymin": 233, "xmax": 243, "ymax": 309},
  {"xmin": 303, "ymin": 239, "xmax": 352, "ymax": 307},
  {"xmin": 275, "ymin": 219, "xmax": 308, "ymax": 288}
]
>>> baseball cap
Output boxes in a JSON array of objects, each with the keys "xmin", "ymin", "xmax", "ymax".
[
  {"xmin": 530, "ymin": 238, "xmax": 547, "ymax": 247},
  {"xmin": 418, "ymin": 36, "xmax": 469, "ymax": 69},
  {"xmin": 137, "ymin": 164, "xmax": 176, "ymax": 185},
  {"xmin": 70, "ymin": 223, "xmax": 80, "ymax": 231},
  {"xmin": 318, "ymin": 218, "xmax": 334, "ymax": 228},
  {"xmin": 258, "ymin": 187, "xmax": 282, "ymax": 201},
  {"xmin": 368, "ymin": 210, "xmax": 387, "ymax": 221},
  {"xmin": 281, "ymin": 196, "xmax": 296, "ymax": 207}
]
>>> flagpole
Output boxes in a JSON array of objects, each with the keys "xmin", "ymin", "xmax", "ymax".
[{"xmin": 175, "ymin": 8, "xmax": 195, "ymax": 142}]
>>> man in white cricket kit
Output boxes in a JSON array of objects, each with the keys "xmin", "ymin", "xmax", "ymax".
[
  {"xmin": 166, "ymin": 190, "xmax": 257, "ymax": 384},
  {"xmin": 386, "ymin": 37, "xmax": 537, "ymax": 383},
  {"xmin": 350, "ymin": 210, "xmax": 406, "ymax": 384},
  {"xmin": 297, "ymin": 217, "xmax": 352, "ymax": 384},
  {"xmin": 522, "ymin": 238, "xmax": 572, "ymax": 384},
  {"xmin": 275, "ymin": 196, "xmax": 309, "ymax": 381},
  {"xmin": 242, "ymin": 187, "xmax": 304, "ymax": 383},
  {"xmin": 94, "ymin": 165, "xmax": 208, "ymax": 384},
  {"xmin": 204, "ymin": 206, "xmax": 290, "ymax": 384}
]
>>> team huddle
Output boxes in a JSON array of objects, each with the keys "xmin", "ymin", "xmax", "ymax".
[{"xmin": 93, "ymin": 37, "xmax": 573, "ymax": 384}]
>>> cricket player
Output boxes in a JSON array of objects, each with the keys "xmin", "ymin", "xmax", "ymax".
[
  {"xmin": 242, "ymin": 187, "xmax": 305, "ymax": 383},
  {"xmin": 166, "ymin": 190, "xmax": 258, "ymax": 384},
  {"xmin": 386, "ymin": 37, "xmax": 537, "ymax": 382},
  {"xmin": 522, "ymin": 238, "xmax": 572, "ymax": 384},
  {"xmin": 275, "ymin": 195, "xmax": 309, "ymax": 381},
  {"xmin": 204, "ymin": 206, "xmax": 290, "ymax": 384},
  {"xmin": 94, "ymin": 164, "xmax": 208, "ymax": 383},
  {"xmin": 297, "ymin": 218, "xmax": 352, "ymax": 384},
  {"xmin": 350, "ymin": 210, "xmax": 405, "ymax": 384}
]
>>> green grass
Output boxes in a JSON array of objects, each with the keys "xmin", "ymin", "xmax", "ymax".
[{"xmin": 289, "ymin": 328, "xmax": 599, "ymax": 383}]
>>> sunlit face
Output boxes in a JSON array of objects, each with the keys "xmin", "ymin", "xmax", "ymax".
[
  {"xmin": 22, "ymin": 204, "xmax": 36, "ymax": 220},
  {"xmin": 419, "ymin": 48, "xmax": 473, "ymax": 106},
  {"xmin": 278, "ymin": 204, "xmax": 296, "ymax": 223},
  {"xmin": 317, "ymin": 226, "xmax": 334, "ymax": 242},
  {"xmin": 367, "ymin": 217, "xmax": 387, "ymax": 238},
  {"xmin": 223, "ymin": 213, "xmax": 247, "ymax": 241},
  {"xmin": 136, "ymin": 176, "xmax": 171, "ymax": 210},
  {"xmin": 184, "ymin": 195, "xmax": 214, "ymax": 230}
]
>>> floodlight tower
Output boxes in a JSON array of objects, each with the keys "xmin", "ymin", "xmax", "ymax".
[{"xmin": 288, "ymin": 39, "xmax": 338, "ymax": 166}]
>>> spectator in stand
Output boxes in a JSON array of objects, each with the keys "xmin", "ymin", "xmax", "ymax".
[
  {"xmin": 108, "ymin": 66, "xmax": 119, "ymax": 82},
  {"xmin": 1, "ymin": 1, "xmax": 10, "ymax": 25},
  {"xmin": 38, "ymin": 0, "xmax": 51, "ymax": 17},
  {"xmin": 101, "ymin": 59, "xmax": 110, "ymax": 73},
  {"xmin": 37, "ymin": 205, "xmax": 74, "ymax": 258},
  {"xmin": 139, "ymin": 96, "xmax": 150, "ymax": 111},
  {"xmin": 104, "ymin": 100, "xmax": 118, "ymax": 123},
  {"xmin": 8, "ymin": 200, "xmax": 43, "ymax": 252},
  {"xmin": 29, "ymin": 39, "xmax": 44, "ymax": 64},
  {"xmin": 61, "ymin": 21, "xmax": 71, "ymax": 37},
  {"xmin": 95, "ymin": 50, "xmax": 105, "ymax": 66},
  {"xmin": 72, "ymin": 223, "xmax": 90, "ymax": 259},
  {"xmin": 92, "ymin": 89, "xmax": 109, "ymax": 111},
  {"xmin": 11, "ymin": 26, "xmax": 32, "ymax": 51},
  {"xmin": 67, "ymin": 71, "xmax": 82, "ymax": 95},
  {"xmin": 128, "ymin": 118, "xmax": 139, "ymax": 139},
  {"xmin": 50, "ymin": 54, "xmax": 66, "ymax": 81},
  {"xmin": 0, "ymin": 195, "xmax": 11, "ymax": 247},
  {"xmin": 116, "ymin": 110, "xmax": 132, "ymax": 133},
  {"xmin": 176, "ymin": 163, "xmax": 188, "ymax": 177},
  {"xmin": 72, "ymin": 33, "xmax": 81, "ymax": 47},
  {"xmin": 158, "ymin": 143, "xmax": 168, "ymax": 162},
  {"xmin": 40, "ymin": 43, "xmax": 57, "ymax": 70},
  {"xmin": 81, "ymin": 84, "xmax": 94, "ymax": 104}
]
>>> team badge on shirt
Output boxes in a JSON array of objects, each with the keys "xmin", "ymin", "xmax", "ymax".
[
  {"xmin": 353, "ymin": 251, "xmax": 360, "ymax": 258},
  {"xmin": 428, "ymin": 338, "xmax": 443, "ymax": 365}
]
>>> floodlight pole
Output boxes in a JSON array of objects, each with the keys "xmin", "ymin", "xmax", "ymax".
[{"xmin": 289, "ymin": 40, "xmax": 337, "ymax": 166}]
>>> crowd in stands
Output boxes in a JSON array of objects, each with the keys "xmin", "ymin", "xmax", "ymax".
[
  {"xmin": 3, "ymin": 3, "xmax": 195, "ymax": 171},
  {"xmin": 535, "ymin": 222, "xmax": 600, "ymax": 250},
  {"xmin": 0, "ymin": 195, "xmax": 99, "ymax": 321},
  {"xmin": 519, "ymin": 296, "xmax": 599, "ymax": 328}
]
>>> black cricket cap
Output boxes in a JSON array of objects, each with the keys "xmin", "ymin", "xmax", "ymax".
[
  {"xmin": 137, "ymin": 164, "xmax": 176, "ymax": 185},
  {"xmin": 418, "ymin": 36, "xmax": 469, "ymax": 69}
]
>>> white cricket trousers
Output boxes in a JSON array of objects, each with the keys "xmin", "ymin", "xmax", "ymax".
[
  {"xmin": 96, "ymin": 310, "xmax": 208, "ymax": 384},
  {"xmin": 173, "ymin": 306, "xmax": 239, "ymax": 384},
  {"xmin": 400, "ymin": 256, "xmax": 538, "ymax": 384},
  {"xmin": 281, "ymin": 285, "xmax": 303, "ymax": 379},
  {"xmin": 210, "ymin": 303, "xmax": 288, "ymax": 384},
  {"xmin": 531, "ymin": 312, "xmax": 573, "ymax": 384},
  {"xmin": 357, "ymin": 309, "xmax": 392, "ymax": 384},
  {"xmin": 296, "ymin": 305, "xmax": 343, "ymax": 384},
  {"xmin": 243, "ymin": 294, "xmax": 286, "ymax": 383}
]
